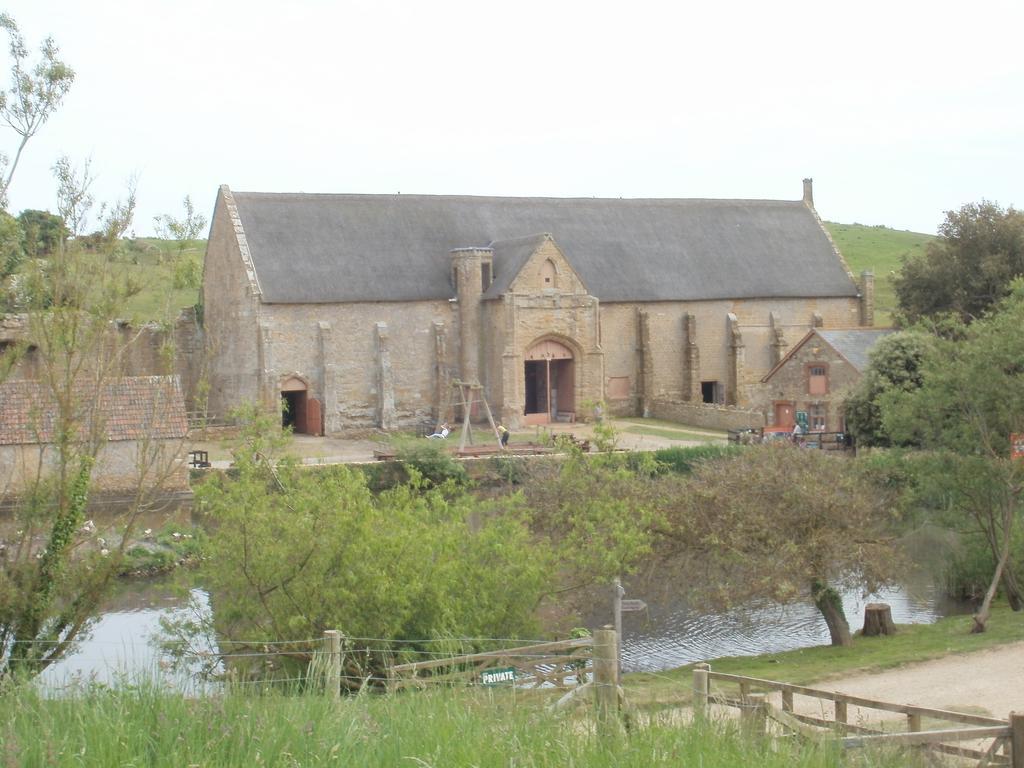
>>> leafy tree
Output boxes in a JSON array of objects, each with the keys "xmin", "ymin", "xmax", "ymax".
[
  {"xmin": 153, "ymin": 195, "xmax": 207, "ymax": 246},
  {"xmin": 0, "ymin": 174, "xmax": 178, "ymax": 681},
  {"xmin": 0, "ymin": 207, "xmax": 23, "ymax": 288},
  {"xmin": 843, "ymin": 331, "xmax": 930, "ymax": 448},
  {"xmin": 17, "ymin": 208, "xmax": 65, "ymax": 258},
  {"xmin": 894, "ymin": 201, "xmax": 1024, "ymax": 323},
  {"xmin": 189, "ymin": 406, "xmax": 551, "ymax": 684},
  {"xmin": 52, "ymin": 155, "xmax": 94, "ymax": 237},
  {"xmin": 155, "ymin": 195, "xmax": 207, "ymax": 291},
  {"xmin": 523, "ymin": 449, "xmax": 662, "ymax": 591},
  {"xmin": 879, "ymin": 282, "xmax": 1024, "ymax": 631},
  {"xmin": 651, "ymin": 447, "xmax": 902, "ymax": 646},
  {"xmin": 0, "ymin": 14, "xmax": 74, "ymax": 208}
]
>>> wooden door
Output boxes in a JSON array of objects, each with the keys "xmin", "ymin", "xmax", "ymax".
[{"xmin": 774, "ymin": 402, "xmax": 795, "ymax": 428}]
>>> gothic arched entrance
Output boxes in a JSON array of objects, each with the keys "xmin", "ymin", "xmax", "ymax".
[{"xmin": 523, "ymin": 339, "xmax": 575, "ymax": 424}]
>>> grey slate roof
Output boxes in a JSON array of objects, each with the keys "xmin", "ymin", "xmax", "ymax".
[
  {"xmin": 227, "ymin": 190, "xmax": 859, "ymax": 304},
  {"xmin": 816, "ymin": 329, "xmax": 896, "ymax": 372}
]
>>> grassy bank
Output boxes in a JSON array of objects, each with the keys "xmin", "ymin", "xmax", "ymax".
[
  {"xmin": 0, "ymin": 682, "xmax": 913, "ymax": 767},
  {"xmin": 625, "ymin": 601, "xmax": 1024, "ymax": 709},
  {"xmin": 824, "ymin": 222, "xmax": 935, "ymax": 326}
]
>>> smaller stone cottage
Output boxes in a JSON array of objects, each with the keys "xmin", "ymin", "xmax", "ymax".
[
  {"xmin": 0, "ymin": 375, "xmax": 189, "ymax": 497},
  {"xmin": 753, "ymin": 328, "xmax": 894, "ymax": 432}
]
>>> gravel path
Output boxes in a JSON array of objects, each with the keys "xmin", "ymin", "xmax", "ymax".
[{"xmin": 795, "ymin": 641, "xmax": 1024, "ymax": 722}]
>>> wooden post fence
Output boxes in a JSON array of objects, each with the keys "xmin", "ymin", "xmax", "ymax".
[
  {"xmin": 1012, "ymin": 712, "xmax": 1024, "ymax": 768},
  {"xmin": 697, "ymin": 664, "xmax": 1020, "ymax": 765},
  {"xmin": 692, "ymin": 663, "xmax": 710, "ymax": 720},
  {"xmin": 324, "ymin": 630, "xmax": 341, "ymax": 699},
  {"xmin": 593, "ymin": 627, "xmax": 619, "ymax": 724},
  {"xmin": 740, "ymin": 692, "xmax": 768, "ymax": 739}
]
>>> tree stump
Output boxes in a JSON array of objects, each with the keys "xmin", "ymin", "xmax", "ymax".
[{"xmin": 862, "ymin": 603, "xmax": 896, "ymax": 636}]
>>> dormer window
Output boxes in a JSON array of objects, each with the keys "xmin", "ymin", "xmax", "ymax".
[{"xmin": 541, "ymin": 258, "xmax": 557, "ymax": 288}]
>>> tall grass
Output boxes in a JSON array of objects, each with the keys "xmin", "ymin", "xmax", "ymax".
[{"xmin": 0, "ymin": 682, "xmax": 919, "ymax": 767}]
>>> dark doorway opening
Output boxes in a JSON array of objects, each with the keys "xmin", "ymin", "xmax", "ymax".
[
  {"xmin": 523, "ymin": 340, "xmax": 575, "ymax": 424},
  {"xmin": 701, "ymin": 381, "xmax": 720, "ymax": 404},
  {"xmin": 281, "ymin": 390, "xmax": 308, "ymax": 433},
  {"xmin": 524, "ymin": 360, "xmax": 547, "ymax": 415}
]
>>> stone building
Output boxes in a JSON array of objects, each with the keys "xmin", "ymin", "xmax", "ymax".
[
  {"xmin": 202, "ymin": 179, "xmax": 874, "ymax": 434},
  {"xmin": 0, "ymin": 375, "xmax": 190, "ymax": 496},
  {"xmin": 753, "ymin": 328, "xmax": 894, "ymax": 432}
]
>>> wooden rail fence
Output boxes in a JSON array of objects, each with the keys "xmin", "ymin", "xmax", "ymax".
[
  {"xmin": 386, "ymin": 636, "xmax": 593, "ymax": 692},
  {"xmin": 693, "ymin": 664, "xmax": 1023, "ymax": 766}
]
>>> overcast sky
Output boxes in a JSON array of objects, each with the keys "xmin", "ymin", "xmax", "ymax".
[{"xmin": 2, "ymin": 0, "xmax": 1021, "ymax": 236}]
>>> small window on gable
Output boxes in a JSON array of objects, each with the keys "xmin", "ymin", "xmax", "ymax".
[
  {"xmin": 540, "ymin": 258, "xmax": 557, "ymax": 288},
  {"xmin": 808, "ymin": 364, "xmax": 828, "ymax": 395}
]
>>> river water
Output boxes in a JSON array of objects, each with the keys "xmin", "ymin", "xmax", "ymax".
[
  {"xmin": 612, "ymin": 579, "xmax": 971, "ymax": 673},
  {"xmin": 37, "ymin": 574, "xmax": 971, "ymax": 688}
]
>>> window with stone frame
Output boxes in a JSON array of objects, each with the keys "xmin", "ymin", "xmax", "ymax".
[
  {"xmin": 807, "ymin": 363, "xmax": 828, "ymax": 395},
  {"xmin": 809, "ymin": 403, "xmax": 827, "ymax": 431}
]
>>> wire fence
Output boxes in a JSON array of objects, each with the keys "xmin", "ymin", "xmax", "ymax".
[{"xmin": 14, "ymin": 631, "xmax": 597, "ymax": 698}]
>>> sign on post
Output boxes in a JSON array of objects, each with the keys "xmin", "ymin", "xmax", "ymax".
[
  {"xmin": 481, "ymin": 667, "xmax": 517, "ymax": 686},
  {"xmin": 620, "ymin": 599, "xmax": 647, "ymax": 612},
  {"xmin": 1012, "ymin": 433, "xmax": 1024, "ymax": 460}
]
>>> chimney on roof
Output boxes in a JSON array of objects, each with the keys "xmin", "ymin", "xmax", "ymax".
[{"xmin": 802, "ymin": 178, "xmax": 814, "ymax": 208}]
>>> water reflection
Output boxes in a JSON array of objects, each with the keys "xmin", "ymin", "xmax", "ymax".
[
  {"xmin": 613, "ymin": 580, "xmax": 973, "ymax": 672},
  {"xmin": 39, "ymin": 586, "xmax": 218, "ymax": 695}
]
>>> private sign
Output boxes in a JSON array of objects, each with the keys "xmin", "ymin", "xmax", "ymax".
[{"xmin": 481, "ymin": 667, "xmax": 517, "ymax": 686}]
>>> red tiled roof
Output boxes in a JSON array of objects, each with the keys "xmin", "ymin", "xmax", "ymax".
[{"xmin": 0, "ymin": 376, "xmax": 188, "ymax": 446}]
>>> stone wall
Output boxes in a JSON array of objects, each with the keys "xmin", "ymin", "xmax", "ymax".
[
  {"xmin": 203, "ymin": 186, "xmax": 263, "ymax": 420},
  {"xmin": 601, "ymin": 295, "xmax": 862, "ymax": 413},
  {"xmin": 0, "ymin": 439, "xmax": 189, "ymax": 497},
  {"xmin": 257, "ymin": 300, "xmax": 458, "ymax": 434},
  {"xmin": 1, "ymin": 310, "xmax": 203, "ymax": 410},
  {"xmin": 649, "ymin": 399, "xmax": 766, "ymax": 431}
]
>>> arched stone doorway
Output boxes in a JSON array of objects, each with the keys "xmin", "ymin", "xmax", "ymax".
[
  {"xmin": 523, "ymin": 339, "xmax": 575, "ymax": 424},
  {"xmin": 280, "ymin": 375, "xmax": 322, "ymax": 435}
]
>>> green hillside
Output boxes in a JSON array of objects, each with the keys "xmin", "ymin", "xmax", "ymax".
[{"xmin": 824, "ymin": 222, "xmax": 935, "ymax": 326}]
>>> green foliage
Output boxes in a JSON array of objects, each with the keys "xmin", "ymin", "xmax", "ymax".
[
  {"xmin": 873, "ymin": 293, "xmax": 1024, "ymax": 626},
  {"xmin": 391, "ymin": 437, "xmax": 469, "ymax": 489},
  {"xmin": 650, "ymin": 444, "xmax": 743, "ymax": 474},
  {"xmin": 171, "ymin": 252, "xmax": 202, "ymax": 289},
  {"xmin": 651, "ymin": 447, "xmax": 902, "ymax": 645},
  {"xmin": 0, "ymin": 208, "xmax": 24, "ymax": 293},
  {"xmin": 880, "ymin": 283, "xmax": 1024, "ymax": 454},
  {"xmin": 0, "ymin": 683, "xmax": 882, "ymax": 768},
  {"xmin": 16, "ymin": 208, "xmax": 65, "ymax": 258},
  {"xmin": 153, "ymin": 195, "xmax": 208, "ymax": 247},
  {"xmin": 1, "ymin": 167, "xmax": 184, "ymax": 680},
  {"xmin": 843, "ymin": 331, "xmax": 931, "ymax": 447},
  {"xmin": 894, "ymin": 201, "xmax": 1024, "ymax": 323},
  {"xmin": 524, "ymin": 451, "xmax": 661, "ymax": 586},
  {"xmin": 193, "ymin": 410, "xmax": 548, "ymax": 675}
]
